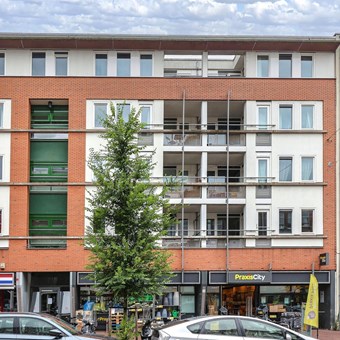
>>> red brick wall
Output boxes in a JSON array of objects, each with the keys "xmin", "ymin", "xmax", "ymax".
[{"xmin": 0, "ymin": 77, "xmax": 336, "ymax": 272}]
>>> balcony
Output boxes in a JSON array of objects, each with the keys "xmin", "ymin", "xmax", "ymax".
[{"xmin": 30, "ymin": 162, "xmax": 68, "ymax": 182}]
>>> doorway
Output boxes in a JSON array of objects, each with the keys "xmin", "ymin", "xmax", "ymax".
[{"xmin": 40, "ymin": 289, "xmax": 59, "ymax": 315}]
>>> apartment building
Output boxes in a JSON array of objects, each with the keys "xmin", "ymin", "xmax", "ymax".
[{"xmin": 0, "ymin": 34, "xmax": 339, "ymax": 328}]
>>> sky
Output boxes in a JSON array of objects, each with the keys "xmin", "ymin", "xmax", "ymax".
[{"xmin": 0, "ymin": 0, "xmax": 339, "ymax": 37}]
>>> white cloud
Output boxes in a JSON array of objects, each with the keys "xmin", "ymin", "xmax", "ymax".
[{"xmin": 0, "ymin": 0, "xmax": 338, "ymax": 36}]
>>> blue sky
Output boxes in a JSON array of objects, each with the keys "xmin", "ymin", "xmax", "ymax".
[{"xmin": 0, "ymin": 0, "xmax": 339, "ymax": 36}]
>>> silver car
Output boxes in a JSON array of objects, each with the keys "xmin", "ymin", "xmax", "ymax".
[
  {"xmin": 152, "ymin": 315, "xmax": 316, "ymax": 340},
  {"xmin": 0, "ymin": 312, "xmax": 101, "ymax": 340}
]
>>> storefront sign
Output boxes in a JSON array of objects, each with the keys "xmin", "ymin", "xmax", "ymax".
[
  {"xmin": 0, "ymin": 273, "xmax": 15, "ymax": 289},
  {"xmin": 319, "ymin": 253, "xmax": 329, "ymax": 266},
  {"xmin": 228, "ymin": 271, "xmax": 272, "ymax": 284}
]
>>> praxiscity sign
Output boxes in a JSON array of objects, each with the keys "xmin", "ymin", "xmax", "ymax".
[{"xmin": 228, "ymin": 271, "xmax": 272, "ymax": 284}]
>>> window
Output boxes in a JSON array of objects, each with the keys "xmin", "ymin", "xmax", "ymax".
[
  {"xmin": 0, "ymin": 209, "xmax": 2, "ymax": 234},
  {"xmin": 0, "ymin": 316, "xmax": 14, "ymax": 334},
  {"xmin": 258, "ymin": 159, "xmax": 268, "ymax": 183},
  {"xmin": 0, "ymin": 155, "xmax": 3, "ymax": 180},
  {"xmin": 302, "ymin": 209, "xmax": 313, "ymax": 232},
  {"xmin": 279, "ymin": 54, "xmax": 292, "ymax": 78},
  {"xmin": 140, "ymin": 54, "xmax": 152, "ymax": 76},
  {"xmin": 141, "ymin": 106, "xmax": 151, "ymax": 128},
  {"xmin": 257, "ymin": 55, "xmax": 269, "ymax": 77},
  {"xmin": 117, "ymin": 103, "xmax": 131, "ymax": 122},
  {"xmin": 279, "ymin": 105, "xmax": 292, "ymax": 129},
  {"xmin": 301, "ymin": 157, "xmax": 313, "ymax": 181},
  {"xmin": 301, "ymin": 56, "xmax": 313, "ymax": 77},
  {"xmin": 32, "ymin": 52, "xmax": 46, "ymax": 76},
  {"xmin": 55, "ymin": 52, "xmax": 68, "ymax": 76},
  {"xmin": 19, "ymin": 317, "xmax": 54, "ymax": 335},
  {"xmin": 258, "ymin": 106, "xmax": 268, "ymax": 129},
  {"xmin": 94, "ymin": 103, "xmax": 107, "ymax": 128},
  {"xmin": 164, "ymin": 118, "xmax": 177, "ymax": 130},
  {"xmin": 95, "ymin": 54, "xmax": 107, "ymax": 76},
  {"xmin": 0, "ymin": 103, "xmax": 3, "ymax": 128},
  {"xmin": 301, "ymin": 105, "xmax": 313, "ymax": 129},
  {"xmin": 279, "ymin": 210, "xmax": 292, "ymax": 233},
  {"xmin": 240, "ymin": 318, "xmax": 284, "ymax": 339},
  {"xmin": 117, "ymin": 53, "xmax": 131, "ymax": 76},
  {"xmin": 279, "ymin": 157, "xmax": 292, "ymax": 181},
  {"xmin": 201, "ymin": 318, "xmax": 238, "ymax": 336},
  {"xmin": 0, "ymin": 53, "xmax": 4, "ymax": 75},
  {"xmin": 207, "ymin": 219, "xmax": 215, "ymax": 236},
  {"xmin": 258, "ymin": 211, "xmax": 268, "ymax": 236}
]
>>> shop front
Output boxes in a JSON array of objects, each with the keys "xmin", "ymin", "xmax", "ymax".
[
  {"xmin": 209, "ymin": 270, "xmax": 334, "ymax": 329},
  {"xmin": 0, "ymin": 273, "xmax": 16, "ymax": 312}
]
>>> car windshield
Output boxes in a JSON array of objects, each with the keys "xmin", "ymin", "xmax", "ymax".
[{"xmin": 40, "ymin": 314, "xmax": 81, "ymax": 335}]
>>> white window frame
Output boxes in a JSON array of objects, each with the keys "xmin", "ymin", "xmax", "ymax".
[
  {"xmin": 139, "ymin": 104, "xmax": 152, "ymax": 129},
  {"xmin": 0, "ymin": 155, "xmax": 3, "ymax": 181},
  {"xmin": 32, "ymin": 51, "xmax": 46, "ymax": 76},
  {"xmin": 301, "ymin": 156, "xmax": 314, "ymax": 182},
  {"xmin": 0, "ymin": 51, "xmax": 5, "ymax": 76},
  {"xmin": 117, "ymin": 52, "xmax": 131, "ymax": 77},
  {"xmin": 95, "ymin": 53, "xmax": 108, "ymax": 76},
  {"xmin": 257, "ymin": 158, "xmax": 268, "ymax": 183},
  {"xmin": 94, "ymin": 102, "xmax": 109, "ymax": 128},
  {"xmin": 55, "ymin": 52, "xmax": 68, "ymax": 76},
  {"xmin": 256, "ymin": 55, "xmax": 269, "ymax": 77},
  {"xmin": 0, "ymin": 102, "xmax": 3, "ymax": 128},
  {"xmin": 279, "ymin": 54, "xmax": 292, "ymax": 78},
  {"xmin": 301, "ymin": 55, "xmax": 314, "ymax": 78},
  {"xmin": 279, "ymin": 105, "xmax": 293, "ymax": 129},
  {"xmin": 279, "ymin": 156, "xmax": 293, "ymax": 182},
  {"xmin": 140, "ymin": 53, "xmax": 153, "ymax": 77},
  {"xmin": 301, "ymin": 104, "xmax": 314, "ymax": 129},
  {"xmin": 301, "ymin": 208, "xmax": 314, "ymax": 233},
  {"xmin": 257, "ymin": 105, "xmax": 270, "ymax": 130},
  {"xmin": 279, "ymin": 209, "xmax": 293, "ymax": 234},
  {"xmin": 257, "ymin": 210, "xmax": 269, "ymax": 236}
]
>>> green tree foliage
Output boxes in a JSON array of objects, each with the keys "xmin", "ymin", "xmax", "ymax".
[{"xmin": 86, "ymin": 103, "xmax": 175, "ymax": 317}]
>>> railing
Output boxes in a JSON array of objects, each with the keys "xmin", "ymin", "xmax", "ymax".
[
  {"xmin": 164, "ymin": 134, "xmax": 201, "ymax": 146},
  {"xmin": 207, "ymin": 186, "xmax": 246, "ymax": 199},
  {"xmin": 30, "ymin": 162, "xmax": 68, "ymax": 182},
  {"xmin": 207, "ymin": 134, "xmax": 245, "ymax": 146},
  {"xmin": 165, "ymin": 186, "xmax": 201, "ymax": 199}
]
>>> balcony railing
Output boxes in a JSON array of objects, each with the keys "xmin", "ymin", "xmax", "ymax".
[
  {"xmin": 207, "ymin": 186, "xmax": 246, "ymax": 199},
  {"xmin": 164, "ymin": 134, "xmax": 201, "ymax": 146},
  {"xmin": 30, "ymin": 162, "xmax": 68, "ymax": 182}
]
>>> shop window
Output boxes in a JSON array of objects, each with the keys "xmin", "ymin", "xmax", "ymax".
[
  {"xmin": 55, "ymin": 52, "xmax": 68, "ymax": 76},
  {"xmin": 95, "ymin": 54, "xmax": 107, "ymax": 76},
  {"xmin": 117, "ymin": 53, "xmax": 131, "ymax": 76},
  {"xmin": 32, "ymin": 52, "xmax": 46, "ymax": 76},
  {"xmin": 0, "ymin": 53, "xmax": 4, "ymax": 75},
  {"xmin": 301, "ymin": 209, "xmax": 313, "ymax": 233},
  {"xmin": 279, "ymin": 209, "xmax": 292, "ymax": 234}
]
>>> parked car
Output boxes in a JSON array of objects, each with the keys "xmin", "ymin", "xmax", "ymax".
[
  {"xmin": 0, "ymin": 312, "xmax": 101, "ymax": 339},
  {"xmin": 151, "ymin": 315, "xmax": 316, "ymax": 340}
]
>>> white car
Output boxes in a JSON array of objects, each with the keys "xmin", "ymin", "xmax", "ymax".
[
  {"xmin": 151, "ymin": 315, "xmax": 316, "ymax": 340},
  {"xmin": 0, "ymin": 312, "xmax": 100, "ymax": 340}
]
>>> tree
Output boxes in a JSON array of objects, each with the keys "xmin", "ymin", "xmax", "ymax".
[{"xmin": 85, "ymin": 103, "xmax": 175, "ymax": 327}]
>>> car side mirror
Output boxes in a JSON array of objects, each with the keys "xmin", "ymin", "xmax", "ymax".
[
  {"xmin": 48, "ymin": 329, "xmax": 63, "ymax": 339},
  {"xmin": 285, "ymin": 332, "xmax": 292, "ymax": 340}
]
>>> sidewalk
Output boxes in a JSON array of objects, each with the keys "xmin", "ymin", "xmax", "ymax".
[{"xmin": 312, "ymin": 329, "xmax": 340, "ymax": 340}]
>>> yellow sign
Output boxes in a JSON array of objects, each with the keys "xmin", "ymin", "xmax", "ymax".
[{"xmin": 304, "ymin": 274, "xmax": 319, "ymax": 328}]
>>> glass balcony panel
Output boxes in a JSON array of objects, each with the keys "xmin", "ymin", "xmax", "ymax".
[
  {"xmin": 138, "ymin": 133, "xmax": 153, "ymax": 145},
  {"xmin": 207, "ymin": 186, "xmax": 245, "ymax": 198},
  {"xmin": 164, "ymin": 134, "xmax": 201, "ymax": 146}
]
